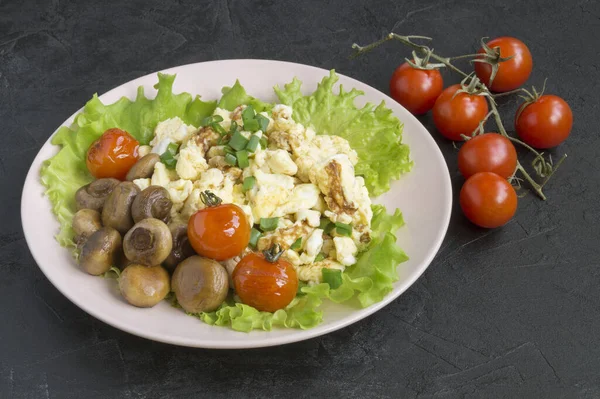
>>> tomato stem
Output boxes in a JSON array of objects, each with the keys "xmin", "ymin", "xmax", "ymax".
[
  {"xmin": 351, "ymin": 32, "xmax": 567, "ymax": 201},
  {"xmin": 200, "ymin": 190, "xmax": 223, "ymax": 207},
  {"xmin": 263, "ymin": 244, "xmax": 284, "ymax": 263}
]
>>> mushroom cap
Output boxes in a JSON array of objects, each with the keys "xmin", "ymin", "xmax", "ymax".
[
  {"xmin": 131, "ymin": 186, "xmax": 172, "ymax": 224},
  {"xmin": 119, "ymin": 264, "xmax": 170, "ymax": 307},
  {"xmin": 126, "ymin": 153, "xmax": 160, "ymax": 181},
  {"xmin": 101, "ymin": 181, "xmax": 140, "ymax": 234},
  {"xmin": 172, "ymin": 256, "xmax": 229, "ymax": 313},
  {"xmin": 75, "ymin": 178, "xmax": 120, "ymax": 212},
  {"xmin": 123, "ymin": 218, "xmax": 173, "ymax": 266},
  {"xmin": 79, "ymin": 227, "xmax": 122, "ymax": 275}
]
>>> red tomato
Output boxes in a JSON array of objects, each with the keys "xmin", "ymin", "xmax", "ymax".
[
  {"xmin": 233, "ymin": 251, "xmax": 298, "ymax": 312},
  {"xmin": 458, "ymin": 133, "xmax": 517, "ymax": 179},
  {"xmin": 389, "ymin": 63, "xmax": 444, "ymax": 115},
  {"xmin": 460, "ymin": 172, "xmax": 517, "ymax": 228},
  {"xmin": 188, "ymin": 194, "xmax": 250, "ymax": 261},
  {"xmin": 515, "ymin": 95, "xmax": 573, "ymax": 149},
  {"xmin": 474, "ymin": 37, "xmax": 533, "ymax": 92},
  {"xmin": 432, "ymin": 85, "xmax": 489, "ymax": 141},
  {"xmin": 86, "ymin": 128, "xmax": 139, "ymax": 180}
]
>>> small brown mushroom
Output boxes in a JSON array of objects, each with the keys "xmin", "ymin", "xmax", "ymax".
[
  {"xmin": 119, "ymin": 264, "xmax": 170, "ymax": 307},
  {"xmin": 123, "ymin": 218, "xmax": 173, "ymax": 266},
  {"xmin": 72, "ymin": 209, "xmax": 102, "ymax": 245},
  {"xmin": 131, "ymin": 186, "xmax": 172, "ymax": 224},
  {"xmin": 125, "ymin": 153, "xmax": 160, "ymax": 181},
  {"xmin": 79, "ymin": 227, "xmax": 122, "ymax": 275},
  {"xmin": 75, "ymin": 178, "xmax": 120, "ymax": 212},
  {"xmin": 102, "ymin": 182, "xmax": 140, "ymax": 234},
  {"xmin": 172, "ymin": 256, "xmax": 229, "ymax": 313},
  {"xmin": 163, "ymin": 222, "xmax": 195, "ymax": 272}
]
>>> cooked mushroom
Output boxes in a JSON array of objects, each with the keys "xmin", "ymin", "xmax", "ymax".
[
  {"xmin": 79, "ymin": 227, "xmax": 122, "ymax": 275},
  {"xmin": 131, "ymin": 186, "xmax": 172, "ymax": 224},
  {"xmin": 75, "ymin": 178, "xmax": 120, "ymax": 211},
  {"xmin": 125, "ymin": 153, "xmax": 160, "ymax": 181},
  {"xmin": 123, "ymin": 218, "xmax": 172, "ymax": 266},
  {"xmin": 72, "ymin": 209, "xmax": 102, "ymax": 245},
  {"xmin": 172, "ymin": 256, "xmax": 229, "ymax": 313},
  {"xmin": 119, "ymin": 264, "xmax": 170, "ymax": 307},
  {"xmin": 102, "ymin": 182, "xmax": 140, "ymax": 234},
  {"xmin": 163, "ymin": 222, "xmax": 195, "ymax": 272}
]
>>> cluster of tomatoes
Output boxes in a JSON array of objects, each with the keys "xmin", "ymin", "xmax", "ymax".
[
  {"xmin": 389, "ymin": 37, "xmax": 573, "ymax": 228},
  {"xmin": 86, "ymin": 128, "xmax": 298, "ymax": 312}
]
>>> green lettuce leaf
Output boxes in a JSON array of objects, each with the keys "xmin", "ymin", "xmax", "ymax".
[
  {"xmin": 218, "ymin": 80, "xmax": 272, "ymax": 112},
  {"xmin": 40, "ymin": 73, "xmax": 216, "ymax": 246},
  {"xmin": 274, "ymin": 70, "xmax": 412, "ymax": 196}
]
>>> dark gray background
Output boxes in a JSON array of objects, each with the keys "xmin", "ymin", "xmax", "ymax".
[{"xmin": 2, "ymin": 0, "xmax": 599, "ymax": 398}]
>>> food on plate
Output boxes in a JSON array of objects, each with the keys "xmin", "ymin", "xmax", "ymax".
[
  {"xmin": 389, "ymin": 62, "xmax": 444, "ymax": 115},
  {"xmin": 432, "ymin": 84, "xmax": 489, "ymax": 141},
  {"xmin": 460, "ymin": 172, "xmax": 517, "ymax": 228},
  {"xmin": 232, "ymin": 245, "xmax": 298, "ymax": 312},
  {"xmin": 458, "ymin": 133, "xmax": 517, "ymax": 179},
  {"xmin": 40, "ymin": 71, "xmax": 411, "ymax": 331},
  {"xmin": 474, "ymin": 37, "xmax": 533, "ymax": 93},
  {"xmin": 79, "ymin": 227, "xmax": 123, "ymax": 275},
  {"xmin": 515, "ymin": 94, "xmax": 573, "ymax": 149},
  {"xmin": 86, "ymin": 128, "xmax": 140, "ymax": 180},
  {"xmin": 172, "ymin": 256, "xmax": 229, "ymax": 313},
  {"xmin": 119, "ymin": 264, "xmax": 170, "ymax": 307}
]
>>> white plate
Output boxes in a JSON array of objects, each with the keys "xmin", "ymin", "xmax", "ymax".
[{"xmin": 21, "ymin": 60, "xmax": 452, "ymax": 349}]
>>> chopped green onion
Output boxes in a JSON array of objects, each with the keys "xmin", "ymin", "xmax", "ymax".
[
  {"xmin": 290, "ymin": 237, "xmax": 302, "ymax": 251},
  {"xmin": 314, "ymin": 253, "xmax": 326, "ymax": 262},
  {"xmin": 335, "ymin": 222, "xmax": 353, "ymax": 237},
  {"xmin": 249, "ymin": 228, "xmax": 262, "ymax": 248},
  {"xmin": 200, "ymin": 115, "xmax": 223, "ymax": 126},
  {"xmin": 241, "ymin": 105, "xmax": 256, "ymax": 125},
  {"xmin": 319, "ymin": 218, "xmax": 332, "ymax": 230},
  {"xmin": 243, "ymin": 119, "xmax": 259, "ymax": 132},
  {"xmin": 255, "ymin": 114, "xmax": 269, "ymax": 132},
  {"xmin": 229, "ymin": 130, "xmax": 249, "ymax": 151},
  {"xmin": 225, "ymin": 153, "xmax": 237, "ymax": 166},
  {"xmin": 259, "ymin": 217, "xmax": 279, "ymax": 232},
  {"xmin": 259, "ymin": 137, "xmax": 268, "ymax": 150},
  {"xmin": 322, "ymin": 268, "xmax": 342, "ymax": 289},
  {"xmin": 211, "ymin": 115, "xmax": 224, "ymax": 123},
  {"xmin": 223, "ymin": 145, "xmax": 235, "ymax": 155},
  {"xmin": 160, "ymin": 143, "xmax": 179, "ymax": 169},
  {"xmin": 296, "ymin": 281, "xmax": 308, "ymax": 296},
  {"xmin": 212, "ymin": 123, "xmax": 227, "ymax": 136},
  {"xmin": 246, "ymin": 135, "xmax": 260, "ymax": 152},
  {"xmin": 242, "ymin": 176, "xmax": 256, "ymax": 192},
  {"xmin": 229, "ymin": 120, "xmax": 239, "ymax": 134},
  {"xmin": 236, "ymin": 150, "xmax": 249, "ymax": 169}
]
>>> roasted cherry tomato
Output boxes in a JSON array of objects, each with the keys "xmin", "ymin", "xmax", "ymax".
[
  {"xmin": 232, "ymin": 247, "xmax": 298, "ymax": 312},
  {"xmin": 460, "ymin": 172, "xmax": 517, "ymax": 228},
  {"xmin": 86, "ymin": 128, "xmax": 139, "ymax": 180},
  {"xmin": 458, "ymin": 133, "xmax": 517, "ymax": 179},
  {"xmin": 474, "ymin": 37, "xmax": 533, "ymax": 92},
  {"xmin": 515, "ymin": 95, "xmax": 573, "ymax": 149},
  {"xmin": 432, "ymin": 84, "xmax": 489, "ymax": 141},
  {"xmin": 187, "ymin": 191, "xmax": 250, "ymax": 261},
  {"xmin": 389, "ymin": 62, "xmax": 444, "ymax": 115}
]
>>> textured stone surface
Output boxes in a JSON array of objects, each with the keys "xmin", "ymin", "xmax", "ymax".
[{"xmin": 2, "ymin": 0, "xmax": 599, "ymax": 397}]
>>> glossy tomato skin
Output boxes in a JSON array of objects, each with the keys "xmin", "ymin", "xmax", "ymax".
[
  {"xmin": 458, "ymin": 133, "xmax": 517, "ymax": 179},
  {"xmin": 432, "ymin": 85, "xmax": 489, "ymax": 141},
  {"xmin": 515, "ymin": 95, "xmax": 573, "ymax": 149},
  {"xmin": 460, "ymin": 172, "xmax": 517, "ymax": 228},
  {"xmin": 233, "ymin": 252, "xmax": 298, "ymax": 312},
  {"xmin": 389, "ymin": 63, "xmax": 444, "ymax": 115},
  {"xmin": 187, "ymin": 204, "xmax": 250, "ymax": 261},
  {"xmin": 86, "ymin": 128, "xmax": 140, "ymax": 180},
  {"xmin": 474, "ymin": 37, "xmax": 533, "ymax": 92}
]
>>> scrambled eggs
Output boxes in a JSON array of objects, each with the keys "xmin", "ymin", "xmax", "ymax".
[{"xmin": 134, "ymin": 104, "xmax": 373, "ymax": 284}]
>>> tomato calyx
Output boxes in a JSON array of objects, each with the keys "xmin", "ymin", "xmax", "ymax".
[
  {"xmin": 199, "ymin": 190, "xmax": 222, "ymax": 207},
  {"xmin": 263, "ymin": 244, "xmax": 284, "ymax": 263},
  {"xmin": 471, "ymin": 37, "xmax": 515, "ymax": 89},
  {"xmin": 515, "ymin": 79, "xmax": 547, "ymax": 121},
  {"xmin": 453, "ymin": 74, "xmax": 494, "ymax": 102},
  {"xmin": 405, "ymin": 49, "xmax": 446, "ymax": 71}
]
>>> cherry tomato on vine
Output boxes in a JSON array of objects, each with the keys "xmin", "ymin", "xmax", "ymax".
[
  {"xmin": 389, "ymin": 62, "xmax": 444, "ymax": 115},
  {"xmin": 458, "ymin": 133, "xmax": 517, "ymax": 179},
  {"xmin": 86, "ymin": 128, "xmax": 139, "ymax": 180},
  {"xmin": 474, "ymin": 37, "xmax": 533, "ymax": 93},
  {"xmin": 432, "ymin": 84, "xmax": 489, "ymax": 141},
  {"xmin": 515, "ymin": 94, "xmax": 573, "ymax": 149},
  {"xmin": 460, "ymin": 172, "xmax": 517, "ymax": 228},
  {"xmin": 233, "ymin": 248, "xmax": 298, "ymax": 312},
  {"xmin": 188, "ymin": 191, "xmax": 250, "ymax": 261}
]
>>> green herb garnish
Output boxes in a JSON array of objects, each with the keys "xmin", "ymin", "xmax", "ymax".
[
  {"xmin": 249, "ymin": 227, "xmax": 262, "ymax": 248},
  {"xmin": 246, "ymin": 135, "xmax": 260, "ymax": 152},
  {"xmin": 259, "ymin": 217, "xmax": 279, "ymax": 232},
  {"xmin": 236, "ymin": 150, "xmax": 249, "ymax": 169},
  {"xmin": 335, "ymin": 222, "xmax": 353, "ymax": 237},
  {"xmin": 322, "ymin": 268, "xmax": 342, "ymax": 289},
  {"xmin": 160, "ymin": 142, "xmax": 179, "ymax": 169},
  {"xmin": 229, "ymin": 130, "xmax": 249, "ymax": 151},
  {"xmin": 255, "ymin": 114, "xmax": 269, "ymax": 132},
  {"xmin": 242, "ymin": 176, "xmax": 256, "ymax": 192},
  {"xmin": 225, "ymin": 153, "xmax": 237, "ymax": 166},
  {"xmin": 314, "ymin": 253, "xmax": 326, "ymax": 262},
  {"xmin": 290, "ymin": 237, "xmax": 302, "ymax": 251}
]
